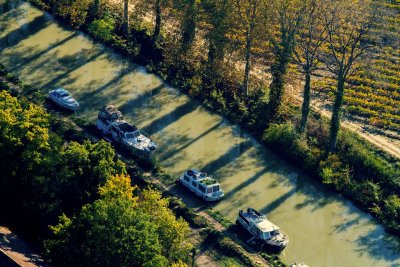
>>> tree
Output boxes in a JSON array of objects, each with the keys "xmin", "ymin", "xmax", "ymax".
[
  {"xmin": 292, "ymin": 0, "xmax": 329, "ymax": 133},
  {"xmin": 136, "ymin": 0, "xmax": 172, "ymax": 41},
  {"xmin": 322, "ymin": 0, "xmax": 375, "ymax": 152},
  {"xmin": 50, "ymin": 0, "xmax": 57, "ymax": 14},
  {"xmin": 232, "ymin": 0, "xmax": 262, "ymax": 96},
  {"xmin": 89, "ymin": 0, "xmax": 101, "ymax": 21},
  {"xmin": 201, "ymin": 0, "xmax": 232, "ymax": 86},
  {"xmin": 122, "ymin": 0, "xmax": 129, "ymax": 36},
  {"xmin": 264, "ymin": 0, "xmax": 305, "ymax": 122},
  {"xmin": 51, "ymin": 0, "xmax": 92, "ymax": 26},
  {"xmin": 137, "ymin": 189, "xmax": 192, "ymax": 263},
  {"xmin": 46, "ymin": 174, "xmax": 192, "ymax": 266},
  {"xmin": 54, "ymin": 140, "xmax": 126, "ymax": 214},
  {"xmin": 0, "ymin": 91, "xmax": 50, "ymax": 187},
  {"xmin": 176, "ymin": 0, "xmax": 198, "ymax": 52}
]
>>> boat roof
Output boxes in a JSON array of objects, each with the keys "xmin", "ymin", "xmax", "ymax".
[
  {"xmin": 257, "ymin": 219, "xmax": 280, "ymax": 233},
  {"xmin": 101, "ymin": 105, "xmax": 120, "ymax": 114},
  {"xmin": 244, "ymin": 212, "xmax": 280, "ymax": 233},
  {"xmin": 200, "ymin": 177, "xmax": 219, "ymax": 186},
  {"xmin": 54, "ymin": 88, "xmax": 70, "ymax": 94},
  {"xmin": 185, "ymin": 169, "xmax": 219, "ymax": 186},
  {"xmin": 115, "ymin": 122, "xmax": 138, "ymax": 133},
  {"xmin": 186, "ymin": 169, "xmax": 204, "ymax": 179}
]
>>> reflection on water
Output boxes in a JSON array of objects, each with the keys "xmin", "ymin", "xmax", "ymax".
[{"xmin": 0, "ymin": 2, "xmax": 399, "ymax": 266}]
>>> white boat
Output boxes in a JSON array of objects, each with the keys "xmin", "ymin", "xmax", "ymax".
[
  {"xmin": 48, "ymin": 88, "xmax": 79, "ymax": 111},
  {"xmin": 96, "ymin": 105, "xmax": 157, "ymax": 155},
  {"xmin": 109, "ymin": 121, "xmax": 157, "ymax": 155},
  {"xmin": 178, "ymin": 169, "xmax": 224, "ymax": 201},
  {"xmin": 236, "ymin": 208, "xmax": 289, "ymax": 252},
  {"xmin": 290, "ymin": 263, "xmax": 310, "ymax": 267}
]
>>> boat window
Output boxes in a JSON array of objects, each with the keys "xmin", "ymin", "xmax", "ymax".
[
  {"xmin": 60, "ymin": 92, "xmax": 69, "ymax": 97},
  {"xmin": 257, "ymin": 228, "xmax": 262, "ymax": 236},
  {"xmin": 207, "ymin": 187, "xmax": 212, "ymax": 194},
  {"xmin": 199, "ymin": 185, "xmax": 206, "ymax": 193},
  {"xmin": 213, "ymin": 185, "xmax": 220, "ymax": 192},
  {"xmin": 270, "ymin": 230, "xmax": 279, "ymax": 236},
  {"xmin": 263, "ymin": 232, "xmax": 271, "ymax": 239},
  {"xmin": 187, "ymin": 170, "xmax": 195, "ymax": 176},
  {"xmin": 192, "ymin": 181, "xmax": 197, "ymax": 187},
  {"xmin": 126, "ymin": 133, "xmax": 135, "ymax": 139},
  {"xmin": 184, "ymin": 175, "xmax": 190, "ymax": 182}
]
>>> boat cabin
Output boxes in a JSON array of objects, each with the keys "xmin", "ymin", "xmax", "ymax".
[
  {"xmin": 98, "ymin": 105, "xmax": 124, "ymax": 123},
  {"xmin": 179, "ymin": 169, "xmax": 224, "ymax": 201},
  {"xmin": 110, "ymin": 122, "xmax": 139, "ymax": 140}
]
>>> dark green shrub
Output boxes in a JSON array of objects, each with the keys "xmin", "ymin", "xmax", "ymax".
[
  {"xmin": 352, "ymin": 181, "xmax": 382, "ymax": 208},
  {"xmin": 263, "ymin": 122, "xmax": 297, "ymax": 150},
  {"xmin": 0, "ymin": 80, "xmax": 10, "ymax": 91}
]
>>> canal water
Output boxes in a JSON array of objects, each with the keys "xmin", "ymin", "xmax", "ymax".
[{"xmin": 0, "ymin": 2, "xmax": 399, "ymax": 266}]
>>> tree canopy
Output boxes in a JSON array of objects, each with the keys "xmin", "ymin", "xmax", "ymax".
[{"xmin": 45, "ymin": 174, "xmax": 192, "ymax": 267}]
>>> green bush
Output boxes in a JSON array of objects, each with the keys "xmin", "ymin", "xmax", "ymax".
[
  {"xmin": 353, "ymin": 181, "xmax": 382, "ymax": 207},
  {"xmin": 88, "ymin": 16, "xmax": 115, "ymax": 43},
  {"xmin": 263, "ymin": 122, "xmax": 297, "ymax": 149},
  {"xmin": 338, "ymin": 131, "xmax": 400, "ymax": 191},
  {"xmin": 319, "ymin": 154, "xmax": 352, "ymax": 191}
]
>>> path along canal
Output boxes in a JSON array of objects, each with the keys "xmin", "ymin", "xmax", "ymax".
[{"xmin": 0, "ymin": 2, "xmax": 399, "ymax": 266}]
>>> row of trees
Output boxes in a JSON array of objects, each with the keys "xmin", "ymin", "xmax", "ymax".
[
  {"xmin": 78, "ymin": 0, "xmax": 376, "ymax": 153},
  {"xmin": 0, "ymin": 90, "xmax": 192, "ymax": 266}
]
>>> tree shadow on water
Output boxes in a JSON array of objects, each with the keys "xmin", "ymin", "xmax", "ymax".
[
  {"xmin": 201, "ymin": 139, "xmax": 253, "ymax": 175},
  {"xmin": 39, "ymin": 49, "xmax": 104, "ymax": 89},
  {"xmin": 140, "ymin": 100, "xmax": 200, "ymax": 135},
  {"xmin": 0, "ymin": 0, "xmax": 24, "ymax": 16},
  {"xmin": 78, "ymin": 64, "xmax": 138, "ymax": 101},
  {"xmin": 118, "ymin": 83, "xmax": 165, "ymax": 114},
  {"xmin": 9, "ymin": 32, "xmax": 78, "ymax": 72},
  {"xmin": 259, "ymin": 187, "xmax": 297, "ymax": 215},
  {"xmin": 332, "ymin": 216, "xmax": 362, "ymax": 234},
  {"xmin": 158, "ymin": 122, "xmax": 223, "ymax": 162},
  {"xmin": 221, "ymin": 167, "xmax": 268, "ymax": 201},
  {"xmin": 354, "ymin": 227, "xmax": 400, "ymax": 265},
  {"xmin": 0, "ymin": 14, "xmax": 50, "ymax": 50}
]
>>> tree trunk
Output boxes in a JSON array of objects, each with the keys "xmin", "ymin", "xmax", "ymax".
[
  {"xmin": 181, "ymin": 0, "xmax": 196, "ymax": 52},
  {"xmin": 242, "ymin": 27, "xmax": 252, "ymax": 96},
  {"xmin": 122, "ymin": 0, "xmax": 129, "ymax": 36},
  {"xmin": 51, "ymin": 0, "xmax": 56, "ymax": 15},
  {"xmin": 328, "ymin": 76, "xmax": 345, "ymax": 153},
  {"xmin": 267, "ymin": 55, "xmax": 289, "ymax": 122},
  {"xmin": 153, "ymin": 0, "xmax": 161, "ymax": 40},
  {"xmin": 299, "ymin": 70, "xmax": 311, "ymax": 133},
  {"xmin": 90, "ymin": 0, "xmax": 100, "ymax": 20}
]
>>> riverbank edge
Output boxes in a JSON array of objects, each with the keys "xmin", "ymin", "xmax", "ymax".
[
  {"xmin": 21, "ymin": 0, "xmax": 400, "ymax": 236},
  {"xmin": 0, "ymin": 66, "xmax": 285, "ymax": 266}
]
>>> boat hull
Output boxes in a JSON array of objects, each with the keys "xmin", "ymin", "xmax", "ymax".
[
  {"xmin": 49, "ymin": 94, "xmax": 78, "ymax": 111},
  {"xmin": 178, "ymin": 176, "xmax": 223, "ymax": 202}
]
